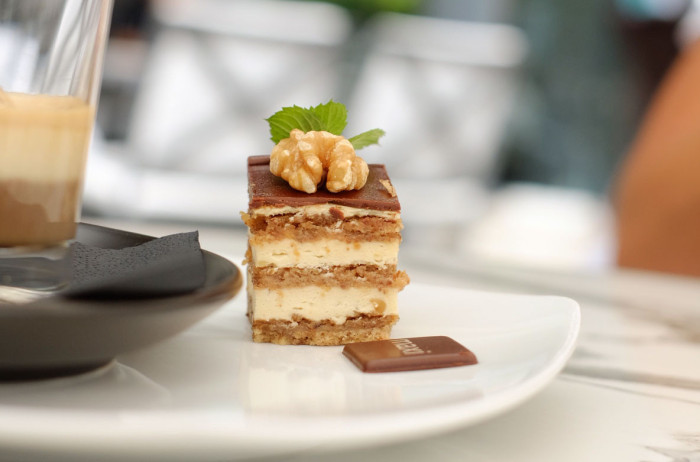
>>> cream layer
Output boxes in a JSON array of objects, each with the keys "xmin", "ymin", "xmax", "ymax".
[
  {"xmin": 249, "ymin": 283, "xmax": 399, "ymax": 324},
  {"xmin": 250, "ymin": 203, "xmax": 400, "ymax": 221},
  {"xmin": 250, "ymin": 238, "xmax": 399, "ymax": 268}
]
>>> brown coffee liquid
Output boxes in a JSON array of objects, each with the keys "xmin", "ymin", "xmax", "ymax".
[{"xmin": 0, "ymin": 179, "xmax": 80, "ymax": 246}]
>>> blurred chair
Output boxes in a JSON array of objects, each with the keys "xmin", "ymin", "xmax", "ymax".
[
  {"xmin": 346, "ymin": 13, "xmax": 527, "ymax": 233},
  {"xmin": 129, "ymin": 0, "xmax": 353, "ymax": 174}
]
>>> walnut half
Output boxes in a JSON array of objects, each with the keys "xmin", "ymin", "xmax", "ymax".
[{"xmin": 270, "ymin": 129, "xmax": 369, "ymax": 193}]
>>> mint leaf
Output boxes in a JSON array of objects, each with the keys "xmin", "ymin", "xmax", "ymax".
[
  {"xmin": 266, "ymin": 105, "xmax": 324, "ymax": 143},
  {"xmin": 266, "ymin": 101, "xmax": 384, "ymax": 149},
  {"xmin": 310, "ymin": 100, "xmax": 347, "ymax": 135},
  {"xmin": 349, "ymin": 128, "xmax": 385, "ymax": 150}
]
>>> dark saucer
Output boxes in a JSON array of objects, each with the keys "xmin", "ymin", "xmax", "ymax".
[{"xmin": 0, "ymin": 223, "xmax": 242, "ymax": 381}]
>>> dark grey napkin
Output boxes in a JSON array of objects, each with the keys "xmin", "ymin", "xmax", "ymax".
[{"xmin": 63, "ymin": 231, "xmax": 206, "ymax": 299}]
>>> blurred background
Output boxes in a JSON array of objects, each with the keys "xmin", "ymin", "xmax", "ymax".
[{"xmin": 82, "ymin": 0, "xmax": 696, "ymax": 273}]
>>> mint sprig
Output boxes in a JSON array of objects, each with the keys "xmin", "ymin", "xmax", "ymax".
[
  {"xmin": 348, "ymin": 128, "xmax": 386, "ymax": 150},
  {"xmin": 266, "ymin": 100, "xmax": 384, "ymax": 150}
]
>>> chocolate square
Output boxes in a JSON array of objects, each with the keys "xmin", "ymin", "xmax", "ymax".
[{"xmin": 343, "ymin": 336, "xmax": 478, "ymax": 373}]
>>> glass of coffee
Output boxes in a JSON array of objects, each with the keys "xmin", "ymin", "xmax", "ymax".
[{"xmin": 0, "ymin": 0, "xmax": 112, "ymax": 296}]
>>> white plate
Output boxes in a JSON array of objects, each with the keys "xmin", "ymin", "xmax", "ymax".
[{"xmin": 0, "ymin": 283, "xmax": 580, "ymax": 461}]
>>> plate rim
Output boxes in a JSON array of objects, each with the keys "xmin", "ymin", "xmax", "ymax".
[{"xmin": 0, "ymin": 283, "xmax": 580, "ymax": 458}]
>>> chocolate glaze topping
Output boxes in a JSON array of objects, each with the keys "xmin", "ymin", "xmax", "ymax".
[{"xmin": 248, "ymin": 155, "xmax": 401, "ymax": 211}]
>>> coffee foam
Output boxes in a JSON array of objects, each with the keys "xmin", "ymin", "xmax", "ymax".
[{"xmin": 0, "ymin": 92, "xmax": 94, "ymax": 181}]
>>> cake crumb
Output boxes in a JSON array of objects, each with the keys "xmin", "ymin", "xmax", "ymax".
[
  {"xmin": 242, "ymin": 246, "xmax": 252, "ymax": 265},
  {"xmin": 379, "ymin": 179, "xmax": 397, "ymax": 197},
  {"xmin": 329, "ymin": 207, "xmax": 345, "ymax": 220}
]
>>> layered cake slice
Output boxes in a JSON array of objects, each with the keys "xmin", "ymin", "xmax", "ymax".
[{"xmin": 243, "ymin": 155, "xmax": 409, "ymax": 345}]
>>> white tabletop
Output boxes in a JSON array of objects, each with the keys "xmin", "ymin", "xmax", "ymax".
[{"xmin": 77, "ymin": 218, "xmax": 700, "ymax": 462}]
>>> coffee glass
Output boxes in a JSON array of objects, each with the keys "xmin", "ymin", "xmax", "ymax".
[{"xmin": 0, "ymin": 0, "xmax": 112, "ymax": 296}]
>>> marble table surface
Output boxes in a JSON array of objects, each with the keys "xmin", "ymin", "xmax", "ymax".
[
  {"xmin": 91, "ymin": 219, "xmax": 700, "ymax": 462},
  {"xmin": 3, "ymin": 219, "xmax": 697, "ymax": 461}
]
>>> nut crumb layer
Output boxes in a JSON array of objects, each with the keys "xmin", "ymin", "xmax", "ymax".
[
  {"xmin": 251, "ymin": 264, "xmax": 409, "ymax": 290},
  {"xmin": 243, "ymin": 213, "xmax": 401, "ymax": 243},
  {"xmin": 251, "ymin": 314, "xmax": 399, "ymax": 346}
]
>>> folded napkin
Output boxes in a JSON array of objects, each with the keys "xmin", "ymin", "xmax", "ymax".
[{"xmin": 63, "ymin": 231, "xmax": 206, "ymax": 299}]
